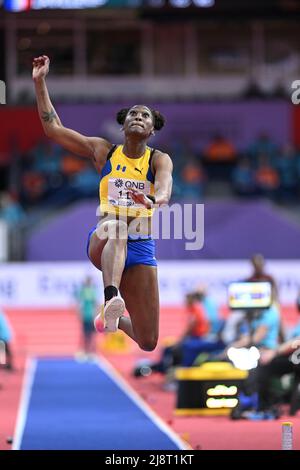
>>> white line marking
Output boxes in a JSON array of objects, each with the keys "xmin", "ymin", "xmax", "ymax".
[
  {"xmin": 95, "ymin": 356, "xmax": 189, "ymax": 450},
  {"xmin": 12, "ymin": 357, "xmax": 37, "ymax": 450}
]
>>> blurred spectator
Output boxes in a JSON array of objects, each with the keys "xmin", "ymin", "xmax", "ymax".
[
  {"xmin": 231, "ymin": 156, "xmax": 257, "ymax": 196},
  {"xmin": 246, "ymin": 253, "xmax": 283, "ymax": 342},
  {"xmin": 204, "ymin": 133, "xmax": 237, "ymax": 163},
  {"xmin": 231, "ymin": 294, "xmax": 300, "ymax": 420},
  {"xmin": 61, "ymin": 153, "xmax": 86, "ymax": 177},
  {"xmin": 195, "ymin": 284, "xmax": 223, "ymax": 338},
  {"xmin": 220, "ymin": 310, "xmax": 246, "ymax": 346},
  {"xmin": 255, "ymin": 153, "xmax": 280, "ymax": 199},
  {"xmin": 32, "ymin": 138, "xmax": 62, "ymax": 175},
  {"xmin": 0, "ymin": 192, "xmax": 26, "ymax": 226},
  {"xmin": 183, "ymin": 292, "xmax": 210, "ymax": 339},
  {"xmin": 227, "ymin": 303, "xmax": 281, "ymax": 352},
  {"xmin": 19, "ymin": 137, "xmax": 102, "ymax": 209},
  {"xmin": 198, "ymin": 288, "xmax": 281, "ymax": 368},
  {"xmin": 275, "ymin": 144, "xmax": 298, "ymax": 203},
  {"xmin": 249, "ymin": 336, "xmax": 300, "ymax": 419},
  {"xmin": 21, "ymin": 138, "xmax": 64, "ymax": 207},
  {"xmin": 75, "ymin": 276, "xmax": 98, "ymax": 359},
  {"xmin": 246, "ymin": 253, "xmax": 278, "ymax": 299},
  {"xmin": 297, "ymin": 290, "xmax": 300, "ymax": 310},
  {"xmin": 0, "ymin": 192, "xmax": 26, "ymax": 260},
  {"xmin": 0, "ymin": 309, "xmax": 14, "ymax": 371},
  {"xmin": 43, "ymin": 162, "xmax": 99, "ymax": 207},
  {"xmin": 21, "ymin": 172, "xmax": 47, "ymax": 206},
  {"xmin": 227, "ymin": 275, "xmax": 283, "ymax": 420},
  {"xmin": 169, "ymin": 140, "xmax": 188, "ymax": 172},
  {"xmin": 32, "ymin": 139, "xmax": 65, "ymax": 201},
  {"xmin": 169, "ymin": 140, "xmax": 200, "ymax": 200},
  {"xmin": 286, "ymin": 290, "xmax": 300, "ymax": 340},
  {"xmin": 247, "ymin": 133, "xmax": 278, "ymax": 164},
  {"xmin": 203, "ymin": 133, "xmax": 237, "ymax": 180},
  {"xmin": 71, "ymin": 164, "xmax": 100, "ymax": 198},
  {"xmin": 180, "ymin": 157, "xmax": 206, "ymax": 200}
]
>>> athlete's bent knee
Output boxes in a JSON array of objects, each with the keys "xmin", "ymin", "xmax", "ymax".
[{"xmin": 138, "ymin": 337, "xmax": 158, "ymax": 352}]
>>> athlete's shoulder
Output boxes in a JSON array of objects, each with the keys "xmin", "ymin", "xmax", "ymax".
[
  {"xmin": 151, "ymin": 148, "xmax": 168, "ymax": 157},
  {"xmin": 151, "ymin": 149, "xmax": 173, "ymax": 169},
  {"xmin": 93, "ymin": 140, "xmax": 115, "ymax": 172},
  {"xmin": 94, "ymin": 138, "xmax": 114, "ymax": 159},
  {"xmin": 151, "ymin": 149, "xmax": 173, "ymax": 174}
]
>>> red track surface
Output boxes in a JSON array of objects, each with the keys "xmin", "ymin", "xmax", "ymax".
[{"xmin": 1, "ymin": 306, "xmax": 299, "ymax": 450}]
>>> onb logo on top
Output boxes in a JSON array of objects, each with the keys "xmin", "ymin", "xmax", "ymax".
[{"xmin": 108, "ymin": 178, "xmax": 151, "ymax": 208}]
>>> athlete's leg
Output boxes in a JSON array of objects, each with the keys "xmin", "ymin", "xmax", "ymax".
[
  {"xmin": 119, "ymin": 265, "xmax": 159, "ymax": 351},
  {"xmin": 88, "ymin": 220, "xmax": 128, "ymax": 331},
  {"xmin": 88, "ymin": 220, "xmax": 128, "ymax": 288}
]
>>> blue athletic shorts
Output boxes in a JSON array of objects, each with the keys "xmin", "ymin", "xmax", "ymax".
[{"xmin": 86, "ymin": 229, "xmax": 157, "ymax": 270}]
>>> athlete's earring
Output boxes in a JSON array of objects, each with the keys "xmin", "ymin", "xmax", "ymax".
[
  {"xmin": 151, "ymin": 130, "xmax": 155, "ymax": 136},
  {"xmin": 120, "ymin": 126, "xmax": 124, "ymax": 132}
]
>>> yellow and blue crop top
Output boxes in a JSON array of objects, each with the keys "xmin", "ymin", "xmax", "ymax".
[{"xmin": 99, "ymin": 144, "xmax": 155, "ymax": 218}]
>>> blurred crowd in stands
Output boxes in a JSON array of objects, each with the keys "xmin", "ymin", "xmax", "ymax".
[
  {"xmin": 1, "ymin": 132, "xmax": 300, "ymax": 232},
  {"xmin": 170, "ymin": 133, "xmax": 300, "ymax": 203},
  {"xmin": 133, "ymin": 254, "xmax": 300, "ymax": 420}
]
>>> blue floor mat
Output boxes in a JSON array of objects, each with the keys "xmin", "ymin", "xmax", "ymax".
[{"xmin": 18, "ymin": 358, "xmax": 183, "ymax": 450}]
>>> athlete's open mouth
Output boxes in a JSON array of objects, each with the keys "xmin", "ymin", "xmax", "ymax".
[{"xmin": 131, "ymin": 122, "xmax": 144, "ymax": 129}]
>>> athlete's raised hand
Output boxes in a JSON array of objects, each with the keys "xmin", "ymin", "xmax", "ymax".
[{"xmin": 32, "ymin": 55, "xmax": 50, "ymax": 81}]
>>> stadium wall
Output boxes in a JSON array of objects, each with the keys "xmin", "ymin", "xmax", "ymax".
[
  {"xmin": 0, "ymin": 260, "xmax": 299, "ymax": 308},
  {"xmin": 0, "ymin": 100, "xmax": 295, "ymax": 156}
]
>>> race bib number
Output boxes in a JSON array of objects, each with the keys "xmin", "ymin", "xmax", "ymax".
[{"xmin": 108, "ymin": 178, "xmax": 151, "ymax": 208}]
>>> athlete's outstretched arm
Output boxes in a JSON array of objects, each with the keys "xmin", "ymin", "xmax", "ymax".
[
  {"xmin": 152, "ymin": 152, "xmax": 173, "ymax": 206},
  {"xmin": 32, "ymin": 55, "xmax": 111, "ymax": 160}
]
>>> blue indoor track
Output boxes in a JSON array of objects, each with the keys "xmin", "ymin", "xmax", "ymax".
[{"xmin": 16, "ymin": 358, "xmax": 185, "ymax": 450}]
